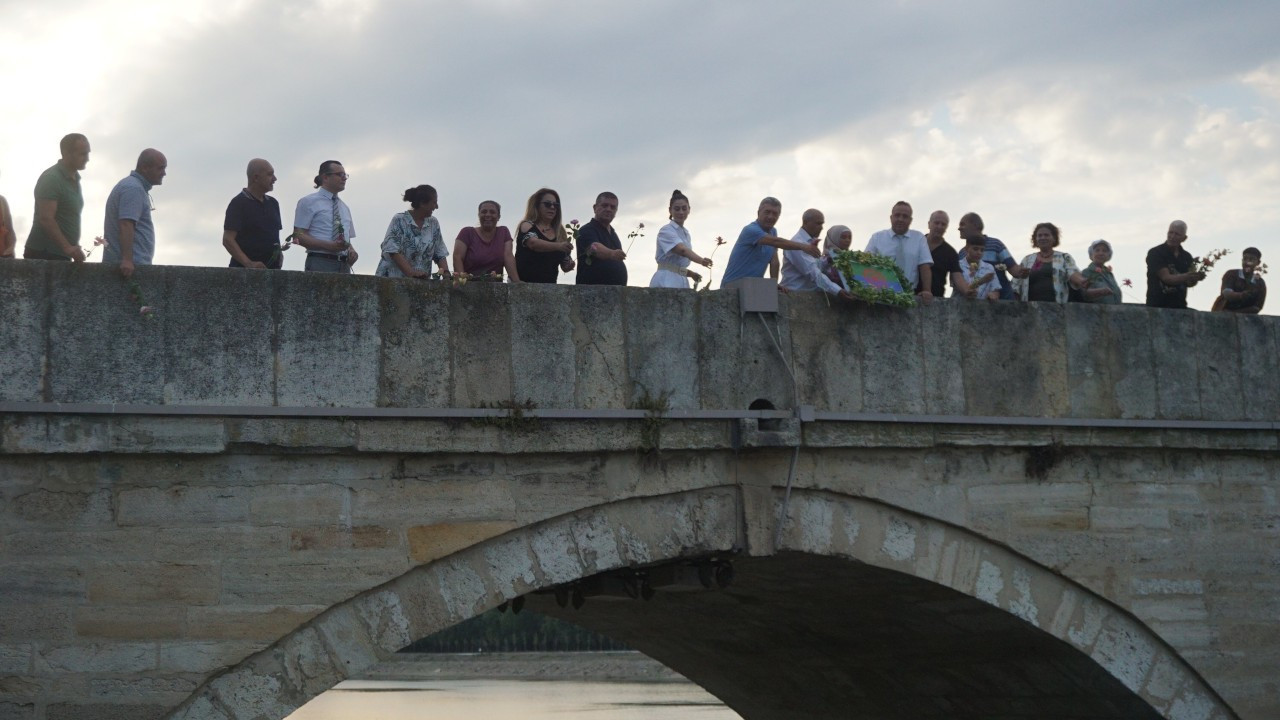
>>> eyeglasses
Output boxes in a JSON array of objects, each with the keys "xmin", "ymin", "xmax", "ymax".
[
  {"xmin": 540, "ymin": 201, "xmax": 560, "ymax": 209},
  {"xmin": 325, "ymin": 172, "xmax": 349, "ymax": 180}
]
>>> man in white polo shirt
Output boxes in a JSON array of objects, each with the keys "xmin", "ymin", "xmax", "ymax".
[
  {"xmin": 293, "ymin": 160, "xmax": 359, "ymax": 273},
  {"xmin": 865, "ymin": 200, "xmax": 933, "ymax": 304}
]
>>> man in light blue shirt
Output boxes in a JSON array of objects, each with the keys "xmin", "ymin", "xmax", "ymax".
[
  {"xmin": 720, "ymin": 197, "xmax": 821, "ymax": 287},
  {"xmin": 294, "ymin": 160, "xmax": 359, "ymax": 273},
  {"xmin": 103, "ymin": 148, "xmax": 167, "ymax": 278}
]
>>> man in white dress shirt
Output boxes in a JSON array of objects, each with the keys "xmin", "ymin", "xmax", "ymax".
[
  {"xmin": 293, "ymin": 160, "xmax": 359, "ymax": 273},
  {"xmin": 865, "ymin": 200, "xmax": 933, "ymax": 304},
  {"xmin": 780, "ymin": 208, "xmax": 850, "ymax": 299}
]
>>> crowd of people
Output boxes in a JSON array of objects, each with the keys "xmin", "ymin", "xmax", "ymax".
[{"xmin": 0, "ymin": 134, "xmax": 1266, "ymax": 315}]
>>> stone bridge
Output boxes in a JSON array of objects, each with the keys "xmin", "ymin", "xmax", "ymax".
[{"xmin": 0, "ymin": 262, "xmax": 1276, "ymax": 720}]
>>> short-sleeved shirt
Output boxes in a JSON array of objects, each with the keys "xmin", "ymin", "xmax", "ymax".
[
  {"xmin": 24, "ymin": 162, "xmax": 83, "ymax": 256},
  {"xmin": 375, "ymin": 211, "xmax": 447, "ymax": 278},
  {"xmin": 224, "ymin": 190, "xmax": 283, "ymax": 268},
  {"xmin": 575, "ymin": 218, "xmax": 627, "ymax": 286},
  {"xmin": 456, "ymin": 226, "xmax": 512, "ymax": 277},
  {"xmin": 978, "ymin": 236, "xmax": 1017, "ymax": 299},
  {"xmin": 928, "ymin": 238, "xmax": 961, "ymax": 297},
  {"xmin": 865, "ymin": 228, "xmax": 932, "ymax": 289},
  {"xmin": 515, "ymin": 223, "xmax": 566, "ymax": 284},
  {"xmin": 1220, "ymin": 269, "xmax": 1267, "ymax": 313},
  {"xmin": 102, "ymin": 170, "xmax": 156, "ymax": 265},
  {"xmin": 1146, "ymin": 242, "xmax": 1194, "ymax": 308},
  {"xmin": 959, "ymin": 258, "xmax": 1000, "ymax": 299},
  {"xmin": 294, "ymin": 188, "xmax": 356, "ymax": 245},
  {"xmin": 721, "ymin": 221, "xmax": 778, "ymax": 287}
]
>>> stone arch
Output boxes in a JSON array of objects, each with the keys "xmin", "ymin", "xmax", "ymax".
[{"xmin": 164, "ymin": 487, "xmax": 1235, "ymax": 720}]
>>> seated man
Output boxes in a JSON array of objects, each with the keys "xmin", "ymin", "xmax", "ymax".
[
  {"xmin": 720, "ymin": 197, "xmax": 820, "ymax": 287},
  {"xmin": 1217, "ymin": 246, "xmax": 1266, "ymax": 313}
]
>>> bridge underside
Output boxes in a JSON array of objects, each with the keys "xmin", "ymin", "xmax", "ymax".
[{"xmin": 527, "ymin": 553, "xmax": 1162, "ymax": 720}]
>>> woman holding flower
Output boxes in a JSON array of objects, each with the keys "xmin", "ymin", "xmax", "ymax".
[
  {"xmin": 375, "ymin": 185, "xmax": 451, "ymax": 279},
  {"xmin": 649, "ymin": 189, "xmax": 712, "ymax": 288},
  {"xmin": 1011, "ymin": 222, "xmax": 1086, "ymax": 303},
  {"xmin": 454, "ymin": 200, "xmax": 519, "ymax": 282},
  {"xmin": 1079, "ymin": 239, "xmax": 1122, "ymax": 304},
  {"xmin": 515, "ymin": 188, "xmax": 574, "ymax": 284}
]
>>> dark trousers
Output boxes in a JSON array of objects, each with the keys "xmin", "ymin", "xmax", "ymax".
[
  {"xmin": 24, "ymin": 248, "xmax": 71, "ymax": 261},
  {"xmin": 304, "ymin": 253, "xmax": 351, "ymax": 274}
]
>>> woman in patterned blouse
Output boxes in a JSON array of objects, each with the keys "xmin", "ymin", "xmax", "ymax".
[
  {"xmin": 1011, "ymin": 222, "xmax": 1086, "ymax": 303},
  {"xmin": 375, "ymin": 185, "xmax": 451, "ymax": 279}
]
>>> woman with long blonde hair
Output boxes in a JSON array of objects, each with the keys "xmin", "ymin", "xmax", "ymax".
[{"xmin": 514, "ymin": 188, "xmax": 574, "ymax": 283}]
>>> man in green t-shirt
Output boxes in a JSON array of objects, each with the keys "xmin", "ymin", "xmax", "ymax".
[{"xmin": 23, "ymin": 133, "xmax": 90, "ymax": 262}]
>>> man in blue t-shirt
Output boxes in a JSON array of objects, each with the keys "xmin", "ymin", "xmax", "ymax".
[
  {"xmin": 720, "ymin": 197, "xmax": 821, "ymax": 287},
  {"xmin": 958, "ymin": 212, "xmax": 1027, "ymax": 300}
]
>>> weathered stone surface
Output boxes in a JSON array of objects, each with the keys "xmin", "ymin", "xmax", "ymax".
[
  {"xmin": 86, "ymin": 561, "xmax": 218, "ymax": 604},
  {"xmin": 161, "ymin": 267, "xmax": 276, "ymax": 406},
  {"xmin": 75, "ymin": 606, "xmax": 184, "ymax": 639},
  {"xmin": 571, "ymin": 286, "xmax": 629, "ymax": 409},
  {"xmin": 449, "ymin": 283, "xmax": 512, "ymax": 407},
  {"xmin": 45, "ymin": 703, "xmax": 167, "ymax": 720},
  {"xmin": 511, "ymin": 283, "xmax": 576, "ymax": 409},
  {"xmin": 407, "ymin": 521, "xmax": 518, "ymax": 564},
  {"xmin": 116, "ymin": 487, "xmax": 249, "ymax": 527},
  {"xmin": 0, "ymin": 267, "xmax": 1277, "ymax": 720},
  {"xmin": 623, "ymin": 288, "xmax": 697, "ymax": 410},
  {"xmin": 45, "ymin": 264, "xmax": 167, "ymax": 404},
  {"xmin": 0, "ymin": 264, "xmax": 45, "ymax": 405},
  {"xmin": 1235, "ymin": 314, "xmax": 1279, "ymax": 421},
  {"xmin": 376, "ymin": 281, "xmax": 452, "ymax": 408},
  {"xmin": 273, "ymin": 270, "xmax": 381, "ymax": 407},
  {"xmin": 185, "ymin": 606, "xmax": 324, "ymax": 641},
  {"xmin": 1106, "ymin": 305, "xmax": 1160, "ymax": 418},
  {"xmin": 788, "ymin": 294, "xmax": 861, "ymax": 412}
]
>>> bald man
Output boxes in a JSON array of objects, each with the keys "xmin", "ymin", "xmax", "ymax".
[
  {"xmin": 1146, "ymin": 220, "xmax": 1204, "ymax": 309},
  {"xmin": 223, "ymin": 158, "xmax": 284, "ymax": 269},
  {"xmin": 103, "ymin": 148, "xmax": 167, "ymax": 278}
]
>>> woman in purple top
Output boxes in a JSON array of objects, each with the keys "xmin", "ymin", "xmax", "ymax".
[{"xmin": 454, "ymin": 200, "xmax": 519, "ymax": 281}]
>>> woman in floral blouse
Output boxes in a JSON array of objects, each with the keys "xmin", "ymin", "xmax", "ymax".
[
  {"xmin": 375, "ymin": 185, "xmax": 451, "ymax": 279},
  {"xmin": 1011, "ymin": 222, "xmax": 1086, "ymax": 303}
]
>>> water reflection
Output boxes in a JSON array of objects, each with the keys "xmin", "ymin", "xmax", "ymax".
[{"xmin": 289, "ymin": 679, "xmax": 742, "ymax": 719}]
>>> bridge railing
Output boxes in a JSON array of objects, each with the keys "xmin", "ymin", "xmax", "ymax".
[{"xmin": 1, "ymin": 261, "xmax": 1276, "ymax": 423}]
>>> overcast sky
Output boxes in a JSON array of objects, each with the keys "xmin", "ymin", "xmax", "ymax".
[{"xmin": 3, "ymin": 0, "xmax": 1277, "ymax": 311}]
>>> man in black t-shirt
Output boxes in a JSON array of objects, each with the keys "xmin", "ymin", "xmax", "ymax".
[
  {"xmin": 223, "ymin": 158, "xmax": 284, "ymax": 269},
  {"xmin": 924, "ymin": 210, "xmax": 961, "ymax": 298},
  {"xmin": 575, "ymin": 191, "xmax": 628, "ymax": 285},
  {"xmin": 1145, "ymin": 220, "xmax": 1205, "ymax": 309}
]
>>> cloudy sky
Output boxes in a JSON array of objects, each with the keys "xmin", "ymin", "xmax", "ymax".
[{"xmin": 3, "ymin": 0, "xmax": 1277, "ymax": 311}]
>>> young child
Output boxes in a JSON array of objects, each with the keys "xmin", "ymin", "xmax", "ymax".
[{"xmin": 958, "ymin": 234, "xmax": 1001, "ymax": 300}]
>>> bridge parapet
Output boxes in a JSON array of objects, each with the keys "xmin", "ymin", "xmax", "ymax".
[{"xmin": 1, "ymin": 262, "xmax": 1277, "ymax": 422}]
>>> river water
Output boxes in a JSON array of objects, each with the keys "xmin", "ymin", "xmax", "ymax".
[{"xmin": 289, "ymin": 679, "xmax": 742, "ymax": 719}]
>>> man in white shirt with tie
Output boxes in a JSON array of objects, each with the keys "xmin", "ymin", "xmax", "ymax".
[
  {"xmin": 293, "ymin": 160, "xmax": 359, "ymax": 273},
  {"xmin": 864, "ymin": 200, "xmax": 933, "ymax": 304}
]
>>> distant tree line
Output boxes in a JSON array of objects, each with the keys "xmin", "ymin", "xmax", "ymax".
[{"xmin": 401, "ymin": 608, "xmax": 631, "ymax": 653}]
